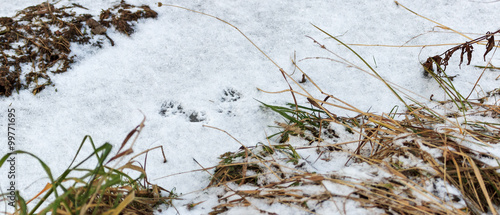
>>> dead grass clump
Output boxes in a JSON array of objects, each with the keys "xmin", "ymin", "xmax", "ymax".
[
  {"xmin": 361, "ymin": 104, "xmax": 500, "ymax": 214},
  {"xmin": 210, "ymin": 173, "xmax": 332, "ymax": 215},
  {"xmin": 204, "ymin": 98, "xmax": 500, "ymax": 214},
  {"xmin": 0, "ymin": 66, "xmax": 19, "ymax": 97},
  {"xmin": 207, "ymin": 144, "xmax": 326, "ymax": 214},
  {"xmin": 265, "ymin": 95, "xmax": 496, "ymax": 210},
  {"xmin": 99, "ymin": 1, "xmax": 158, "ymax": 36},
  {"xmin": 0, "ymin": 1, "xmax": 157, "ymax": 96},
  {"xmin": 209, "ymin": 151, "xmax": 264, "ymax": 187},
  {"xmin": 206, "ymin": 140, "xmax": 467, "ymax": 215}
]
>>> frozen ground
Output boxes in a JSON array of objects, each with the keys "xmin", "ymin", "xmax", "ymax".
[{"xmin": 1, "ymin": 0, "xmax": 499, "ymax": 214}]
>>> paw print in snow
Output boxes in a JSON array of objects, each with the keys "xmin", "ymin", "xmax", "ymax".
[
  {"xmin": 187, "ymin": 111, "xmax": 206, "ymax": 122},
  {"xmin": 159, "ymin": 101, "xmax": 206, "ymax": 122},
  {"xmin": 217, "ymin": 88, "xmax": 242, "ymax": 117},
  {"xmin": 221, "ymin": 88, "xmax": 241, "ymax": 102},
  {"xmin": 159, "ymin": 101, "xmax": 184, "ymax": 116}
]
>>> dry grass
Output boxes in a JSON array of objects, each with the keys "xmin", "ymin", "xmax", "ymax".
[
  {"xmin": 204, "ymin": 94, "xmax": 500, "ymax": 214},
  {"xmin": 163, "ymin": 2, "xmax": 500, "ymax": 213}
]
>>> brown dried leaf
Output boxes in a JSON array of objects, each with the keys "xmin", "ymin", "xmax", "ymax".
[
  {"xmin": 423, "ymin": 56, "xmax": 443, "ymax": 75},
  {"xmin": 459, "ymin": 45, "xmax": 466, "ymax": 68},
  {"xmin": 484, "ymin": 35, "xmax": 495, "ymax": 61},
  {"xmin": 307, "ymin": 97, "xmax": 322, "ymax": 109},
  {"xmin": 108, "ymin": 149, "xmax": 134, "ymax": 163},
  {"xmin": 466, "ymin": 43, "xmax": 473, "ymax": 65},
  {"xmin": 432, "ymin": 56, "xmax": 443, "ymax": 73},
  {"xmin": 117, "ymin": 125, "xmax": 139, "ymax": 153},
  {"xmin": 441, "ymin": 47, "xmax": 458, "ymax": 71},
  {"xmin": 432, "ymin": 55, "xmax": 442, "ymax": 66},
  {"xmin": 423, "ymin": 57, "xmax": 434, "ymax": 75}
]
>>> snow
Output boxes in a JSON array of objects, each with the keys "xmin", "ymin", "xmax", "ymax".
[{"xmin": 1, "ymin": 0, "xmax": 499, "ymax": 214}]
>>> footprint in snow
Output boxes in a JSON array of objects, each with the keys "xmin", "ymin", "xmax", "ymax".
[{"xmin": 159, "ymin": 101, "xmax": 206, "ymax": 122}]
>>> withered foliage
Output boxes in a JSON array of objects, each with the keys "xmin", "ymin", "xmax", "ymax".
[
  {"xmin": 423, "ymin": 29, "xmax": 499, "ymax": 76},
  {"xmin": 0, "ymin": 1, "xmax": 157, "ymax": 97},
  {"xmin": 206, "ymin": 94, "xmax": 500, "ymax": 214},
  {"xmin": 99, "ymin": 1, "xmax": 158, "ymax": 36},
  {"xmin": 0, "ymin": 66, "xmax": 18, "ymax": 97}
]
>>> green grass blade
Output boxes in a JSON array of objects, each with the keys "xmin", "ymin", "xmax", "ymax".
[{"xmin": 257, "ymin": 100, "xmax": 303, "ymax": 125}]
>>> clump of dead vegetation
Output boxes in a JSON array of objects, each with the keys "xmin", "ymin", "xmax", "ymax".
[
  {"xmin": 204, "ymin": 92, "xmax": 500, "ymax": 214},
  {"xmin": 0, "ymin": 1, "xmax": 157, "ymax": 96},
  {"xmin": 99, "ymin": 1, "xmax": 158, "ymax": 36},
  {"xmin": 422, "ymin": 29, "xmax": 499, "ymax": 76}
]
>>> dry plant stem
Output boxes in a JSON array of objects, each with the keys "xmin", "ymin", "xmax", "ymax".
[
  {"xmin": 159, "ymin": 4, "xmax": 279, "ymax": 68},
  {"xmin": 298, "ymin": 56, "xmax": 344, "ymax": 64},
  {"xmin": 312, "ymin": 24, "xmax": 411, "ymax": 111},
  {"xmin": 160, "ymin": 4, "xmax": 302, "ymax": 113},
  {"xmin": 394, "ymin": 1, "xmax": 473, "ymax": 41},
  {"xmin": 304, "ymin": 35, "xmax": 432, "ymax": 105},
  {"xmin": 348, "ymin": 42, "xmax": 471, "ymax": 48},
  {"xmin": 262, "ymin": 59, "xmax": 369, "ymax": 118},
  {"xmin": 467, "ymin": 157, "xmax": 498, "ymax": 214},
  {"xmin": 257, "ymin": 88, "xmax": 359, "ymax": 117},
  {"xmin": 127, "ymin": 145, "xmax": 167, "ymax": 163},
  {"xmin": 466, "ymin": 40, "xmax": 500, "ymax": 99}
]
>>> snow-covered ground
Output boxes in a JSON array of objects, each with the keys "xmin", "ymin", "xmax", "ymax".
[{"xmin": 1, "ymin": 0, "xmax": 499, "ymax": 214}]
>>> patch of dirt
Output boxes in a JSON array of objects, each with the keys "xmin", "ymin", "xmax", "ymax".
[{"xmin": 0, "ymin": 1, "xmax": 157, "ymax": 96}]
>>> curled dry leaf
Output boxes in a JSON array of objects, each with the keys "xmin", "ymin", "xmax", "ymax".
[
  {"xmin": 424, "ymin": 29, "xmax": 499, "ymax": 76},
  {"xmin": 484, "ymin": 34, "xmax": 495, "ymax": 61},
  {"xmin": 422, "ymin": 55, "xmax": 442, "ymax": 75},
  {"xmin": 466, "ymin": 43, "xmax": 473, "ymax": 65}
]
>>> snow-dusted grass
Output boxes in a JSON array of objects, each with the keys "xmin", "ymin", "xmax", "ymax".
[{"xmin": 199, "ymin": 63, "xmax": 500, "ymax": 214}]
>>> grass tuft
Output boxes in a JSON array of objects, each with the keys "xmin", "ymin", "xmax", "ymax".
[{"xmin": 0, "ymin": 118, "xmax": 177, "ymax": 215}]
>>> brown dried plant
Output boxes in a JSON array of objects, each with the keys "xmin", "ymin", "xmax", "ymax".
[
  {"xmin": 0, "ymin": 1, "xmax": 157, "ymax": 96},
  {"xmin": 423, "ymin": 29, "xmax": 499, "ymax": 75}
]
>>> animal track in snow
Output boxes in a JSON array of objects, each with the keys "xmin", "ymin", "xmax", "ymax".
[
  {"xmin": 217, "ymin": 88, "xmax": 242, "ymax": 117},
  {"xmin": 220, "ymin": 88, "xmax": 241, "ymax": 102},
  {"xmin": 159, "ymin": 101, "xmax": 206, "ymax": 122}
]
